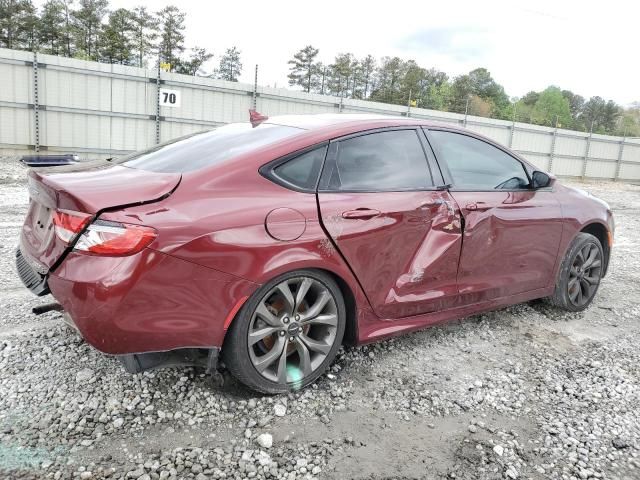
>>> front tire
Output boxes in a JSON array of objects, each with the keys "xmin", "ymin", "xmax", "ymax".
[
  {"xmin": 549, "ymin": 233, "xmax": 604, "ymax": 312},
  {"xmin": 222, "ymin": 269, "xmax": 346, "ymax": 394}
]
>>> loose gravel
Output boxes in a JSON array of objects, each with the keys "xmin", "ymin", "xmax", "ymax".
[{"xmin": 1, "ymin": 156, "xmax": 639, "ymax": 479}]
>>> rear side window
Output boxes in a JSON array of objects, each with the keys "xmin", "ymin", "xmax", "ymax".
[
  {"xmin": 325, "ymin": 130, "xmax": 432, "ymax": 191},
  {"xmin": 119, "ymin": 123, "xmax": 302, "ymax": 173},
  {"xmin": 272, "ymin": 146, "xmax": 327, "ymax": 191},
  {"xmin": 429, "ymin": 130, "xmax": 530, "ymax": 190}
]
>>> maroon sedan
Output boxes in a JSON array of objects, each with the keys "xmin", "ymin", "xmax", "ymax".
[{"xmin": 17, "ymin": 114, "xmax": 614, "ymax": 393}]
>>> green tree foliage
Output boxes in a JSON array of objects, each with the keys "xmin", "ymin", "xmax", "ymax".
[
  {"xmin": 398, "ymin": 60, "xmax": 427, "ymax": 105},
  {"xmin": 615, "ymin": 103, "xmax": 640, "ymax": 136},
  {"xmin": 72, "ymin": 0, "xmax": 108, "ymax": 60},
  {"xmin": 326, "ymin": 53, "xmax": 357, "ymax": 97},
  {"xmin": 419, "ymin": 69, "xmax": 449, "ymax": 110},
  {"xmin": 1, "ymin": 2, "xmax": 640, "ymax": 137},
  {"xmin": 0, "ymin": 0, "xmax": 37, "ymax": 50},
  {"xmin": 450, "ymin": 68, "xmax": 510, "ymax": 118},
  {"xmin": 561, "ymin": 90, "xmax": 584, "ymax": 127},
  {"xmin": 130, "ymin": 6, "xmax": 156, "ymax": 68},
  {"xmin": 38, "ymin": 0, "xmax": 66, "ymax": 55},
  {"xmin": 156, "ymin": 5, "xmax": 185, "ymax": 71},
  {"xmin": 369, "ymin": 56, "xmax": 405, "ymax": 104},
  {"xmin": 288, "ymin": 45, "xmax": 321, "ymax": 93},
  {"xmin": 99, "ymin": 8, "xmax": 134, "ymax": 64},
  {"xmin": 582, "ymin": 97, "xmax": 622, "ymax": 133},
  {"xmin": 177, "ymin": 46, "xmax": 212, "ymax": 76},
  {"xmin": 529, "ymin": 86, "xmax": 572, "ymax": 128},
  {"xmin": 521, "ymin": 91, "xmax": 540, "ymax": 106},
  {"xmin": 60, "ymin": 0, "xmax": 73, "ymax": 56},
  {"xmin": 358, "ymin": 55, "xmax": 376, "ymax": 99},
  {"xmin": 217, "ymin": 46, "xmax": 242, "ymax": 81}
]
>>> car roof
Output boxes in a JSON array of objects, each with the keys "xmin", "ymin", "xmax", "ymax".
[
  {"xmin": 253, "ymin": 113, "xmax": 536, "ymax": 173},
  {"xmin": 263, "ymin": 113, "xmax": 435, "ymax": 130}
]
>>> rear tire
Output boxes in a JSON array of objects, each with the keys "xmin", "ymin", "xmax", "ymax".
[
  {"xmin": 222, "ymin": 269, "xmax": 345, "ymax": 394},
  {"xmin": 548, "ymin": 233, "xmax": 604, "ymax": 312}
]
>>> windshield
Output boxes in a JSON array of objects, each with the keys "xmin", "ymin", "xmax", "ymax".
[{"xmin": 119, "ymin": 122, "xmax": 303, "ymax": 173}]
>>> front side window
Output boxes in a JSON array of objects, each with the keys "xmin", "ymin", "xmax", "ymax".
[
  {"xmin": 326, "ymin": 130, "xmax": 432, "ymax": 191},
  {"xmin": 429, "ymin": 130, "xmax": 530, "ymax": 190}
]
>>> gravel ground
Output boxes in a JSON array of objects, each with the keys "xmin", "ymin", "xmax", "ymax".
[{"xmin": 1, "ymin": 156, "xmax": 640, "ymax": 480}]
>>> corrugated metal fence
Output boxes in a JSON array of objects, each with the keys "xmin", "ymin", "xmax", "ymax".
[{"xmin": 1, "ymin": 47, "xmax": 639, "ymax": 181}]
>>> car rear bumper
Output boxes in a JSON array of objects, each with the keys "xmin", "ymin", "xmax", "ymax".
[
  {"xmin": 46, "ymin": 248, "xmax": 257, "ymax": 355},
  {"xmin": 15, "ymin": 247, "xmax": 50, "ymax": 296}
]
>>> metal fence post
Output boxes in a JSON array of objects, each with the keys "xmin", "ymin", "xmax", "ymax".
[
  {"xmin": 614, "ymin": 137, "xmax": 626, "ymax": 181},
  {"xmin": 581, "ymin": 128, "xmax": 593, "ymax": 179},
  {"xmin": 549, "ymin": 128, "xmax": 558, "ymax": 172},
  {"xmin": 32, "ymin": 51, "xmax": 40, "ymax": 152},
  {"xmin": 463, "ymin": 97, "xmax": 469, "ymax": 128},
  {"xmin": 252, "ymin": 64, "xmax": 258, "ymax": 110},
  {"xmin": 509, "ymin": 120, "xmax": 516, "ymax": 148},
  {"xmin": 155, "ymin": 57, "xmax": 161, "ymax": 144}
]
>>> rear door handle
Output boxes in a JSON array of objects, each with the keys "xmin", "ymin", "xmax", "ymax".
[
  {"xmin": 342, "ymin": 208, "xmax": 381, "ymax": 219},
  {"xmin": 465, "ymin": 202, "xmax": 491, "ymax": 212}
]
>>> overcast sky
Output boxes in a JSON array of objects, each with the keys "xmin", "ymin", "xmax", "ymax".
[{"xmin": 98, "ymin": 0, "xmax": 639, "ymax": 105}]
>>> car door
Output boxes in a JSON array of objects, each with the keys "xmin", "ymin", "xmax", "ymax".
[
  {"xmin": 425, "ymin": 128, "xmax": 563, "ymax": 304},
  {"xmin": 316, "ymin": 128, "xmax": 463, "ymax": 319}
]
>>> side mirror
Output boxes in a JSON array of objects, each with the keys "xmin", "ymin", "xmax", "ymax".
[{"xmin": 532, "ymin": 171, "xmax": 554, "ymax": 189}]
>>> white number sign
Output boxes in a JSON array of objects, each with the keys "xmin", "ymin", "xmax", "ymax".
[{"xmin": 159, "ymin": 89, "xmax": 181, "ymax": 108}]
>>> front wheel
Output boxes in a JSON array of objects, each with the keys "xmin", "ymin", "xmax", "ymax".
[
  {"xmin": 222, "ymin": 270, "xmax": 346, "ymax": 394},
  {"xmin": 549, "ymin": 232, "xmax": 604, "ymax": 312}
]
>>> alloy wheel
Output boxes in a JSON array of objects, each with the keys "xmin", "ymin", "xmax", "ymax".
[
  {"xmin": 568, "ymin": 242, "xmax": 602, "ymax": 307},
  {"xmin": 247, "ymin": 277, "xmax": 338, "ymax": 385}
]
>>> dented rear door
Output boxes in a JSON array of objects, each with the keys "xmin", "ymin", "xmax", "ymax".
[{"xmin": 316, "ymin": 128, "xmax": 463, "ymax": 319}]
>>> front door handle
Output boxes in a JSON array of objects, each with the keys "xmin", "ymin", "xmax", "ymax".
[
  {"xmin": 465, "ymin": 202, "xmax": 491, "ymax": 212},
  {"xmin": 421, "ymin": 199, "xmax": 455, "ymax": 215},
  {"xmin": 342, "ymin": 208, "xmax": 381, "ymax": 220}
]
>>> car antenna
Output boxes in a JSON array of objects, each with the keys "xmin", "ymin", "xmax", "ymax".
[{"xmin": 249, "ymin": 109, "xmax": 268, "ymax": 128}]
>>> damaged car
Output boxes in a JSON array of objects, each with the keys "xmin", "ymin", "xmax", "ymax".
[{"xmin": 16, "ymin": 113, "xmax": 614, "ymax": 393}]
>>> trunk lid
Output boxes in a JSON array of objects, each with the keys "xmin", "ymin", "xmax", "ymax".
[{"xmin": 20, "ymin": 163, "xmax": 180, "ymax": 271}]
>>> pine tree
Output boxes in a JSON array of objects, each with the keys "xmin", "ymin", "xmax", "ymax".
[
  {"xmin": 156, "ymin": 5, "xmax": 185, "ymax": 71},
  {"xmin": 287, "ymin": 45, "xmax": 321, "ymax": 93},
  {"xmin": 39, "ymin": 0, "xmax": 66, "ymax": 55},
  {"xmin": 0, "ymin": 0, "xmax": 38, "ymax": 50},
  {"xmin": 327, "ymin": 53, "xmax": 356, "ymax": 97},
  {"xmin": 369, "ymin": 56, "xmax": 405, "ymax": 104},
  {"xmin": 217, "ymin": 46, "xmax": 242, "ymax": 81},
  {"xmin": 359, "ymin": 55, "xmax": 376, "ymax": 99},
  {"xmin": 72, "ymin": 0, "xmax": 108, "ymax": 60},
  {"xmin": 60, "ymin": 0, "xmax": 74, "ymax": 56},
  {"xmin": 99, "ymin": 8, "xmax": 134, "ymax": 64},
  {"xmin": 130, "ymin": 6, "xmax": 157, "ymax": 68},
  {"xmin": 176, "ymin": 46, "xmax": 212, "ymax": 76}
]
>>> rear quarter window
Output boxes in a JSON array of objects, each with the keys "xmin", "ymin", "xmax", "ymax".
[
  {"xmin": 270, "ymin": 146, "xmax": 328, "ymax": 191},
  {"xmin": 120, "ymin": 123, "xmax": 303, "ymax": 173}
]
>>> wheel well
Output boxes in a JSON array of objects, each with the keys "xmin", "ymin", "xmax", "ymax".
[
  {"xmin": 580, "ymin": 223, "xmax": 610, "ymax": 275},
  {"xmin": 316, "ymin": 269, "xmax": 358, "ymax": 346},
  {"xmin": 222, "ymin": 268, "xmax": 359, "ymax": 349}
]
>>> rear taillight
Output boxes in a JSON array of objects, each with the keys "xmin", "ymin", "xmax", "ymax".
[
  {"xmin": 74, "ymin": 220, "xmax": 157, "ymax": 256},
  {"xmin": 52, "ymin": 210, "xmax": 92, "ymax": 243}
]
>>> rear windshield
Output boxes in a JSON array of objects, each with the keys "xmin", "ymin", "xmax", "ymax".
[{"xmin": 119, "ymin": 123, "xmax": 303, "ymax": 173}]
